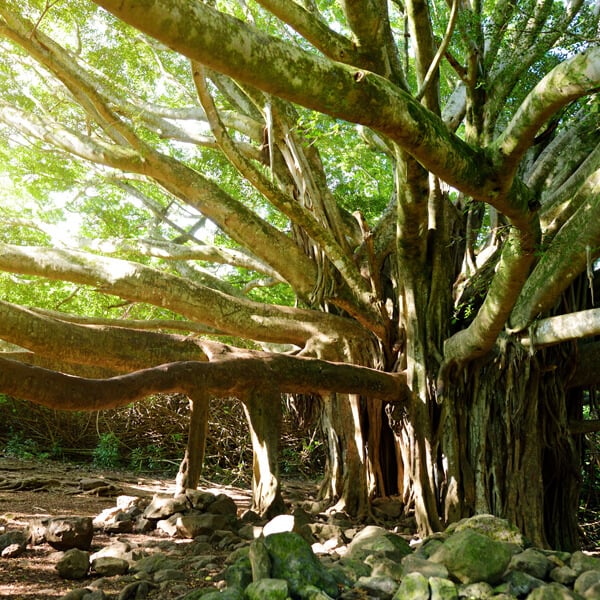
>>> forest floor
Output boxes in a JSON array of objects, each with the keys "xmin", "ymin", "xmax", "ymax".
[
  {"xmin": 1, "ymin": 457, "xmax": 599, "ymax": 599},
  {"xmin": 0, "ymin": 457, "xmax": 289, "ymax": 599}
]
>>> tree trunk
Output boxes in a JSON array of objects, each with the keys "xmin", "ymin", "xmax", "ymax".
[
  {"xmin": 437, "ymin": 340, "xmax": 581, "ymax": 549},
  {"xmin": 243, "ymin": 387, "xmax": 286, "ymax": 518},
  {"xmin": 175, "ymin": 391, "xmax": 210, "ymax": 495}
]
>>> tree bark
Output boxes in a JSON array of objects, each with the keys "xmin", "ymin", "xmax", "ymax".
[
  {"xmin": 242, "ymin": 388, "xmax": 286, "ymax": 518},
  {"xmin": 175, "ymin": 391, "xmax": 210, "ymax": 495}
]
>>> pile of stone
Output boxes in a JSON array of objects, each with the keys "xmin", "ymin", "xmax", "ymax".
[{"xmin": 2, "ymin": 488, "xmax": 600, "ymax": 599}]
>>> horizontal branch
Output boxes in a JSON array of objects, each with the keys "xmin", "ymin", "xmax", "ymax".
[
  {"xmin": 569, "ymin": 420, "xmax": 600, "ymax": 435},
  {"xmin": 520, "ymin": 308, "xmax": 600, "ymax": 349},
  {"xmin": 0, "ymin": 243, "xmax": 359, "ymax": 348},
  {"xmin": 0, "ymin": 353, "xmax": 409, "ymax": 411}
]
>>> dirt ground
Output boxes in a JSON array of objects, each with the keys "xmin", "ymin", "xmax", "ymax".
[{"xmin": 0, "ymin": 458, "xmax": 257, "ymax": 600}]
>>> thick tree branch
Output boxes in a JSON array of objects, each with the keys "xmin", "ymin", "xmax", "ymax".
[
  {"xmin": 254, "ymin": 0, "xmax": 356, "ymax": 64},
  {"xmin": 0, "ymin": 243, "xmax": 363, "ymax": 348},
  {"xmin": 0, "ymin": 353, "xmax": 409, "ymax": 411},
  {"xmin": 84, "ymin": 237, "xmax": 285, "ymax": 283},
  {"xmin": 0, "ymin": 102, "xmax": 319, "ymax": 297},
  {"xmin": 0, "ymin": 299, "xmax": 209, "ymax": 371},
  {"xmin": 491, "ymin": 47, "xmax": 600, "ymax": 179},
  {"xmin": 441, "ymin": 221, "xmax": 539, "ymax": 369},
  {"xmin": 510, "ymin": 170, "xmax": 600, "ymax": 332},
  {"xmin": 91, "ymin": 0, "xmax": 491, "ymax": 203},
  {"xmin": 520, "ymin": 308, "xmax": 600, "ymax": 349},
  {"xmin": 192, "ymin": 64, "xmax": 383, "ymax": 332}
]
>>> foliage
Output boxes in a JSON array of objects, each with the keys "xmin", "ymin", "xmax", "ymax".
[
  {"xmin": 4, "ymin": 431, "xmax": 41, "ymax": 460},
  {"xmin": 92, "ymin": 432, "xmax": 121, "ymax": 469},
  {"xmin": 0, "ymin": 393, "xmax": 324, "ymax": 483}
]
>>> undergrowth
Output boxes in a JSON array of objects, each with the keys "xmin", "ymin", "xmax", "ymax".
[{"xmin": 0, "ymin": 393, "xmax": 325, "ymax": 485}]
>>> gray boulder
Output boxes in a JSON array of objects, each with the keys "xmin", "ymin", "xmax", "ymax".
[
  {"xmin": 392, "ymin": 571, "xmax": 429, "ymax": 599},
  {"xmin": 526, "ymin": 582, "xmax": 583, "ymax": 599},
  {"xmin": 346, "ymin": 525, "xmax": 411, "ymax": 562},
  {"xmin": 445, "ymin": 514, "xmax": 525, "ymax": 546},
  {"xmin": 91, "ymin": 556, "xmax": 129, "ymax": 576},
  {"xmin": 176, "ymin": 513, "xmax": 230, "ymax": 538},
  {"xmin": 429, "ymin": 576, "xmax": 458, "ymax": 599},
  {"xmin": 573, "ymin": 570, "xmax": 600, "ymax": 596},
  {"xmin": 264, "ymin": 531, "xmax": 339, "ymax": 598},
  {"xmin": 0, "ymin": 530, "xmax": 27, "ymax": 558},
  {"xmin": 245, "ymin": 578, "xmax": 289, "ymax": 599},
  {"xmin": 56, "ymin": 548, "xmax": 90, "ymax": 579},
  {"xmin": 46, "ymin": 517, "xmax": 94, "ymax": 551},
  {"xmin": 508, "ymin": 548, "xmax": 554, "ymax": 580},
  {"xmin": 429, "ymin": 528, "xmax": 513, "ymax": 584},
  {"xmin": 570, "ymin": 551, "xmax": 600, "ymax": 575},
  {"xmin": 143, "ymin": 494, "xmax": 189, "ymax": 519},
  {"xmin": 249, "ymin": 537, "xmax": 272, "ymax": 580},
  {"xmin": 402, "ymin": 553, "xmax": 449, "ymax": 579}
]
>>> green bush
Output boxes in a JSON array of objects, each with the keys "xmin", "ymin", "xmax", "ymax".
[
  {"xmin": 92, "ymin": 432, "xmax": 121, "ymax": 468},
  {"xmin": 4, "ymin": 431, "xmax": 39, "ymax": 459}
]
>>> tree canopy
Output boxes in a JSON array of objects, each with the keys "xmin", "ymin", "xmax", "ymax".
[{"xmin": 1, "ymin": 0, "xmax": 600, "ymax": 547}]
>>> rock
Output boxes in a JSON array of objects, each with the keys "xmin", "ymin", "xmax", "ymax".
[
  {"xmin": 573, "ymin": 570, "xmax": 600, "ymax": 596},
  {"xmin": 224, "ymin": 554, "xmax": 253, "ymax": 589},
  {"xmin": 526, "ymin": 582, "xmax": 582, "ymax": 599},
  {"xmin": 457, "ymin": 581, "xmax": 494, "ymax": 598},
  {"xmin": 310, "ymin": 523, "xmax": 346, "ymax": 546},
  {"xmin": 445, "ymin": 514, "xmax": 525, "ymax": 546},
  {"xmin": 93, "ymin": 507, "xmax": 134, "ymax": 534},
  {"xmin": 27, "ymin": 518, "xmax": 48, "ymax": 545},
  {"xmin": 508, "ymin": 548, "xmax": 554, "ymax": 580},
  {"xmin": 371, "ymin": 497, "xmax": 403, "ymax": 520},
  {"xmin": 264, "ymin": 531, "xmax": 339, "ymax": 598},
  {"xmin": 153, "ymin": 568, "xmax": 187, "ymax": 583},
  {"xmin": 191, "ymin": 589, "xmax": 243, "ymax": 600},
  {"xmin": 46, "ymin": 517, "xmax": 94, "ymax": 551},
  {"xmin": 143, "ymin": 494, "xmax": 190, "ymax": 519},
  {"xmin": 117, "ymin": 580, "xmax": 157, "ymax": 600},
  {"xmin": 402, "ymin": 553, "xmax": 449, "ymax": 579},
  {"xmin": 56, "ymin": 548, "xmax": 90, "ymax": 579},
  {"xmin": 0, "ymin": 531, "xmax": 27, "ymax": 557},
  {"xmin": 249, "ymin": 537, "xmax": 272, "ymax": 580},
  {"xmin": 245, "ymin": 578, "xmax": 289, "ymax": 599},
  {"xmin": 355, "ymin": 575, "xmax": 397, "ymax": 598},
  {"xmin": 263, "ymin": 513, "xmax": 314, "ymax": 543},
  {"xmin": 60, "ymin": 588, "xmax": 98, "ymax": 600},
  {"xmin": 429, "ymin": 529, "xmax": 513, "ymax": 584},
  {"xmin": 90, "ymin": 540, "xmax": 136, "ymax": 565},
  {"xmin": 2, "ymin": 543, "xmax": 26, "ymax": 558},
  {"xmin": 429, "ymin": 576, "xmax": 458, "ymax": 599},
  {"xmin": 156, "ymin": 514, "xmax": 181, "ymax": 537},
  {"xmin": 132, "ymin": 552, "xmax": 178, "ymax": 574},
  {"xmin": 91, "ymin": 556, "xmax": 130, "ymax": 576},
  {"xmin": 207, "ymin": 494, "xmax": 238, "ymax": 516},
  {"xmin": 346, "ymin": 525, "xmax": 412, "ymax": 562},
  {"xmin": 502, "ymin": 569, "xmax": 545, "ymax": 596},
  {"xmin": 392, "ymin": 571, "xmax": 429, "ymax": 599},
  {"xmin": 176, "ymin": 513, "xmax": 230, "ymax": 538},
  {"xmin": 369, "ymin": 557, "xmax": 404, "ymax": 581},
  {"xmin": 303, "ymin": 586, "xmax": 337, "ymax": 599},
  {"xmin": 570, "ymin": 551, "xmax": 600, "ymax": 575},
  {"xmin": 548, "ymin": 565, "xmax": 577, "ymax": 586}
]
